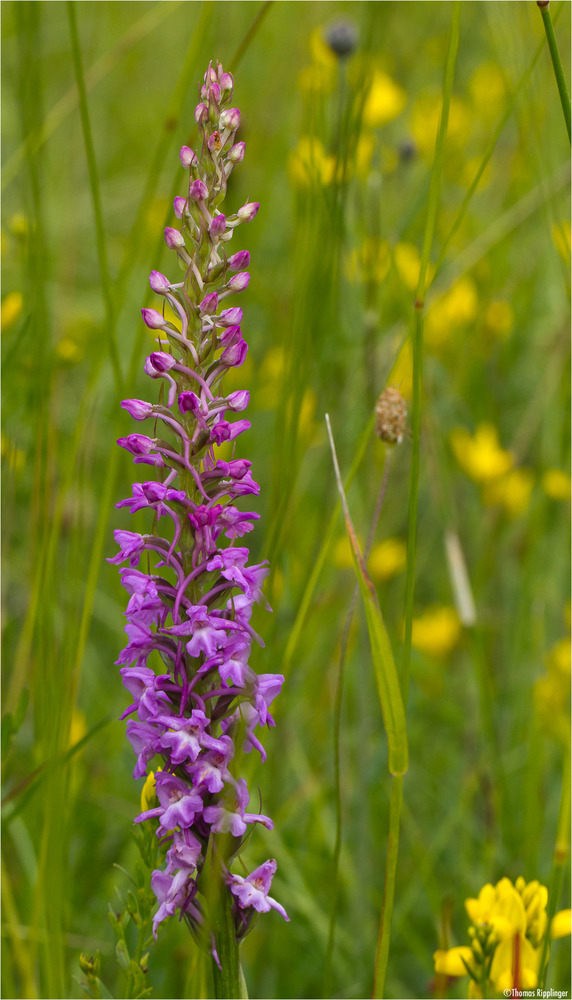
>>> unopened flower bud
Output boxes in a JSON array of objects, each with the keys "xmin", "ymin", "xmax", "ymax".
[
  {"xmin": 121, "ymin": 399, "xmax": 154, "ymax": 421},
  {"xmin": 195, "ymin": 102, "xmax": 209, "ymax": 124},
  {"xmin": 204, "ymin": 64, "xmax": 217, "ymax": 85},
  {"xmin": 237, "ymin": 202, "xmax": 259, "ymax": 223},
  {"xmin": 79, "ymin": 953, "xmax": 101, "ymax": 979},
  {"xmin": 173, "ymin": 196, "xmax": 187, "ymax": 219},
  {"xmin": 220, "ymin": 108, "xmax": 241, "ymax": 131},
  {"xmin": 227, "ymin": 389, "xmax": 250, "ymax": 411},
  {"xmin": 149, "ymin": 271, "xmax": 171, "ymax": 294},
  {"xmin": 219, "ymin": 307, "xmax": 243, "ymax": 326},
  {"xmin": 209, "ymin": 214, "xmax": 226, "ymax": 237},
  {"xmin": 227, "ymin": 141, "xmax": 245, "ymax": 164},
  {"xmin": 189, "ymin": 179, "xmax": 208, "ymax": 203},
  {"xmin": 220, "ymin": 72, "xmax": 234, "ymax": 99},
  {"xmin": 141, "ymin": 308, "xmax": 166, "ymax": 329},
  {"xmin": 179, "ymin": 145, "xmax": 197, "ymax": 169},
  {"xmin": 228, "ymin": 271, "xmax": 250, "ymax": 293},
  {"xmin": 228, "ymin": 250, "xmax": 250, "ymax": 271},
  {"xmin": 375, "ymin": 387, "xmax": 407, "ymax": 445},
  {"xmin": 145, "ymin": 351, "xmax": 176, "ymax": 374},
  {"xmin": 200, "ymin": 292, "xmax": 218, "ymax": 315},
  {"xmin": 221, "ymin": 337, "xmax": 248, "ymax": 367},
  {"xmin": 164, "ymin": 227, "xmax": 185, "ymax": 250},
  {"xmin": 208, "ymin": 82, "xmax": 221, "ymax": 105}
]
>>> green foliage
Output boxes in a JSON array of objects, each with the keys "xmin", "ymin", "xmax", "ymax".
[{"xmin": 1, "ymin": 2, "xmax": 570, "ymax": 999}]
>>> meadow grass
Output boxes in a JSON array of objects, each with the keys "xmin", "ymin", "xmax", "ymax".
[{"xmin": 2, "ymin": 2, "xmax": 570, "ymax": 998}]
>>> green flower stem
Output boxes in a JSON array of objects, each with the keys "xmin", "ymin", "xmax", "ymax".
[
  {"xmin": 372, "ymin": 775, "xmax": 403, "ymax": 999},
  {"xmin": 538, "ymin": 750, "xmax": 571, "ymax": 989},
  {"xmin": 401, "ymin": 1, "xmax": 461, "ymax": 703},
  {"xmin": 211, "ymin": 879, "xmax": 241, "ymax": 1000},
  {"xmin": 538, "ymin": 1, "xmax": 571, "ymax": 144},
  {"xmin": 325, "ymin": 452, "xmax": 392, "ymax": 997}
]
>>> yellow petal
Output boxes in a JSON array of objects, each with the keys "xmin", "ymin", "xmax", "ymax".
[
  {"xmin": 551, "ymin": 909, "xmax": 572, "ymax": 939},
  {"xmin": 433, "ymin": 946, "xmax": 473, "ymax": 977}
]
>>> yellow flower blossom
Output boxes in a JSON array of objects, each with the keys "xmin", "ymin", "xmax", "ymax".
[
  {"xmin": 484, "ymin": 299, "xmax": 514, "ymax": 339},
  {"xmin": 411, "ymin": 93, "xmax": 471, "ymax": 158},
  {"xmin": 425, "ymin": 276, "xmax": 478, "ymax": 350},
  {"xmin": 551, "ymin": 909, "xmax": 572, "ymax": 939},
  {"xmin": 542, "ymin": 468, "xmax": 571, "ymax": 502},
  {"xmin": 140, "ymin": 770, "xmax": 159, "ymax": 812},
  {"xmin": 547, "ymin": 637, "xmax": 571, "ymax": 675},
  {"xmin": 368, "ymin": 538, "xmax": 407, "ymax": 582},
  {"xmin": 56, "ymin": 337, "xmax": 82, "ymax": 363},
  {"xmin": 411, "ymin": 605, "xmax": 461, "ymax": 659},
  {"xmin": 289, "ymin": 137, "xmax": 336, "ymax": 187},
  {"xmin": 362, "ymin": 70, "xmax": 406, "ymax": 128},
  {"xmin": 436, "ymin": 877, "xmax": 570, "ymax": 996},
  {"xmin": 1, "ymin": 291, "xmax": 23, "ymax": 331},
  {"xmin": 310, "ymin": 26, "xmax": 337, "ymax": 70},
  {"xmin": 433, "ymin": 946, "xmax": 474, "ymax": 977},
  {"xmin": 483, "ymin": 467, "xmax": 534, "ymax": 517},
  {"xmin": 469, "ymin": 62, "xmax": 506, "ymax": 119},
  {"xmin": 69, "ymin": 707, "xmax": 87, "ymax": 748},
  {"xmin": 394, "ymin": 242, "xmax": 421, "ymax": 291},
  {"xmin": 450, "ymin": 423, "xmax": 513, "ymax": 484}
]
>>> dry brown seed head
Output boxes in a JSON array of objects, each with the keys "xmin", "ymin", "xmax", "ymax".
[{"xmin": 375, "ymin": 387, "xmax": 407, "ymax": 444}]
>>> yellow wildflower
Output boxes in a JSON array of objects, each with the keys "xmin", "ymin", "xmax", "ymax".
[
  {"xmin": 484, "ymin": 299, "xmax": 514, "ymax": 340},
  {"xmin": 425, "ymin": 276, "xmax": 478, "ymax": 350},
  {"xmin": 310, "ymin": 26, "xmax": 337, "ymax": 70},
  {"xmin": 542, "ymin": 468, "xmax": 571, "ymax": 502},
  {"xmin": 551, "ymin": 909, "xmax": 572, "ymax": 939},
  {"xmin": 140, "ymin": 770, "xmax": 159, "ymax": 812},
  {"xmin": 411, "ymin": 605, "xmax": 460, "ymax": 659},
  {"xmin": 411, "ymin": 93, "xmax": 471, "ymax": 158},
  {"xmin": 368, "ymin": 538, "xmax": 406, "ymax": 581},
  {"xmin": 394, "ymin": 242, "xmax": 421, "ymax": 291},
  {"xmin": 362, "ymin": 70, "xmax": 406, "ymax": 128},
  {"xmin": 56, "ymin": 338, "xmax": 82, "ymax": 363},
  {"xmin": 436, "ymin": 877, "xmax": 569, "ymax": 996},
  {"xmin": 1, "ymin": 291, "xmax": 23, "ymax": 331},
  {"xmin": 469, "ymin": 62, "xmax": 506, "ymax": 119},
  {"xmin": 433, "ymin": 946, "xmax": 474, "ymax": 977},
  {"xmin": 289, "ymin": 137, "xmax": 336, "ymax": 187},
  {"xmin": 483, "ymin": 467, "xmax": 534, "ymax": 517},
  {"xmin": 450, "ymin": 423, "xmax": 513, "ymax": 484}
]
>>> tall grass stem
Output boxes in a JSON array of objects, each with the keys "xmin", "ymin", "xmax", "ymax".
[{"xmin": 538, "ymin": 1, "xmax": 571, "ymax": 143}]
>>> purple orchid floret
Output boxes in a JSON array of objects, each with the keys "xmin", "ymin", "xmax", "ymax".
[{"xmin": 111, "ymin": 57, "xmax": 287, "ymax": 950}]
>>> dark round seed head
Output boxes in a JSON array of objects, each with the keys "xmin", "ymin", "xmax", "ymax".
[{"xmin": 323, "ymin": 17, "xmax": 359, "ymax": 58}]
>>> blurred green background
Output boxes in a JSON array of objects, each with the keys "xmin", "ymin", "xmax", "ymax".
[{"xmin": 2, "ymin": 2, "xmax": 570, "ymax": 998}]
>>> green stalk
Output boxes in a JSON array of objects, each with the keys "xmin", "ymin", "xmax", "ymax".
[
  {"xmin": 538, "ymin": 750, "xmax": 571, "ymax": 989},
  {"xmin": 538, "ymin": 1, "xmax": 571, "ymax": 143},
  {"xmin": 66, "ymin": 0, "xmax": 123, "ymax": 395},
  {"xmin": 400, "ymin": 0, "xmax": 461, "ymax": 702},
  {"xmin": 372, "ymin": 775, "xmax": 403, "ymax": 999},
  {"xmin": 373, "ymin": 9, "xmax": 461, "ymax": 998}
]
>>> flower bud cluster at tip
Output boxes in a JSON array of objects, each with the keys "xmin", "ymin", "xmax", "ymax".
[{"xmin": 110, "ymin": 59, "xmax": 287, "ymax": 945}]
